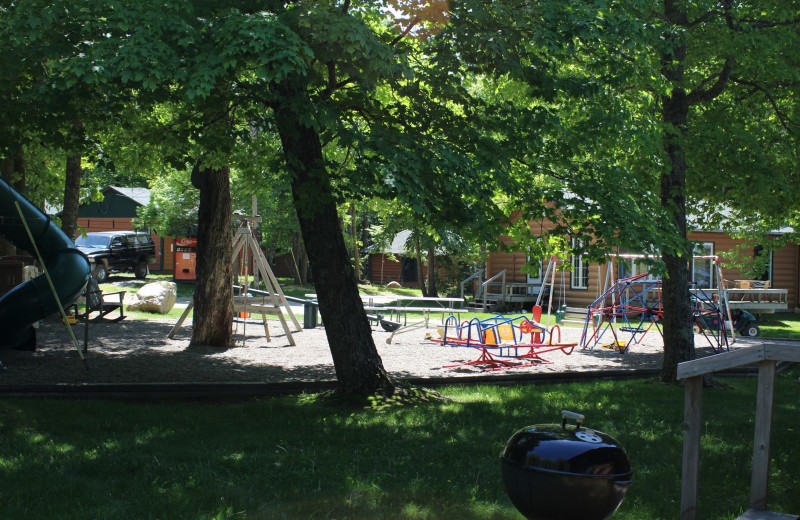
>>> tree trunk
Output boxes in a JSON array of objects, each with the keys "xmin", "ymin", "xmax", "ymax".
[
  {"xmin": 190, "ymin": 163, "xmax": 233, "ymax": 347},
  {"xmin": 62, "ymin": 153, "xmax": 82, "ymax": 240},
  {"xmin": 350, "ymin": 203, "xmax": 360, "ymax": 282},
  {"xmin": 426, "ymin": 245, "xmax": 438, "ymax": 297},
  {"xmin": 659, "ymin": 0, "xmax": 695, "ymax": 382},
  {"xmin": 291, "ymin": 231, "xmax": 308, "ymax": 285},
  {"xmin": 414, "ymin": 233, "xmax": 428, "ymax": 297},
  {"xmin": 275, "ymin": 90, "xmax": 397, "ymax": 397},
  {"xmin": 0, "ymin": 152, "xmax": 25, "ymax": 256}
]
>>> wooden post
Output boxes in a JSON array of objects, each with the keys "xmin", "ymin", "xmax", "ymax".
[
  {"xmin": 680, "ymin": 375, "xmax": 704, "ymax": 520},
  {"xmin": 750, "ymin": 360, "xmax": 776, "ymax": 511}
]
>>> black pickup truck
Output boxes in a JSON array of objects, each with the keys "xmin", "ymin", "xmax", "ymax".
[{"xmin": 74, "ymin": 231, "xmax": 156, "ymax": 282}]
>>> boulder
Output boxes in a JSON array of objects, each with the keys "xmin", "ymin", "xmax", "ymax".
[{"xmin": 126, "ymin": 281, "xmax": 177, "ymax": 314}]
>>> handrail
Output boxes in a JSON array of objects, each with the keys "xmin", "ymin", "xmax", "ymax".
[
  {"xmin": 460, "ymin": 269, "xmax": 484, "ymax": 301},
  {"xmin": 481, "ymin": 269, "xmax": 507, "ymax": 311},
  {"xmin": 677, "ymin": 344, "xmax": 800, "ymax": 519},
  {"xmin": 676, "ymin": 343, "xmax": 800, "ymax": 380}
]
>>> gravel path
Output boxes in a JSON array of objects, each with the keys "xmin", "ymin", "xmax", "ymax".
[{"xmin": 0, "ymin": 314, "xmax": 776, "ymax": 388}]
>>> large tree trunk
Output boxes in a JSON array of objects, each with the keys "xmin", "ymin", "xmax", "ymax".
[
  {"xmin": 0, "ymin": 151, "xmax": 25, "ymax": 256},
  {"xmin": 190, "ymin": 163, "xmax": 233, "ymax": 347},
  {"xmin": 659, "ymin": 0, "xmax": 695, "ymax": 382},
  {"xmin": 62, "ymin": 153, "xmax": 82, "ymax": 239},
  {"xmin": 275, "ymin": 91, "xmax": 397, "ymax": 397},
  {"xmin": 61, "ymin": 120, "xmax": 84, "ymax": 240}
]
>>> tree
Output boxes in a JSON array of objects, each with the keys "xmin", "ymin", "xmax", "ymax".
[
  {"xmin": 442, "ymin": 0, "xmax": 799, "ymax": 382},
  {"xmin": 655, "ymin": 0, "xmax": 800, "ymax": 381}
]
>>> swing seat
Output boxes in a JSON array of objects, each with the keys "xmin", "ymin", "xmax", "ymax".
[{"xmin": 619, "ymin": 326, "xmax": 645, "ymax": 333}]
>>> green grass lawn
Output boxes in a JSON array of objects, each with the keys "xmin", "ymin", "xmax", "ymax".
[
  {"xmin": 757, "ymin": 313, "xmax": 800, "ymax": 339},
  {"xmin": 1, "ymin": 369, "xmax": 798, "ymax": 520}
]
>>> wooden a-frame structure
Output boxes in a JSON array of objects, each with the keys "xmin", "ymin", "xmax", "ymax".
[{"xmin": 168, "ymin": 211, "xmax": 302, "ymax": 345}]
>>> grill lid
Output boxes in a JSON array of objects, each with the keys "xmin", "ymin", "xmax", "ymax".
[{"xmin": 501, "ymin": 410, "xmax": 631, "ymax": 477}]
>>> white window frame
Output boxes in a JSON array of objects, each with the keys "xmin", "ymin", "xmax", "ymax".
[
  {"xmin": 691, "ymin": 242, "xmax": 716, "ymax": 289},
  {"xmin": 571, "ymin": 239, "xmax": 589, "ymax": 290}
]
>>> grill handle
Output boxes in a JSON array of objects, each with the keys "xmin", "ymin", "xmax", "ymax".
[{"xmin": 561, "ymin": 410, "xmax": 585, "ymax": 431}]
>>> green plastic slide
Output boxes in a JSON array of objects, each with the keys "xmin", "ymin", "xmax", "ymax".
[{"xmin": 0, "ymin": 178, "xmax": 90, "ymax": 349}]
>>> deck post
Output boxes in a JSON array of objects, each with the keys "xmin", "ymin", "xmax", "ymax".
[
  {"xmin": 680, "ymin": 375, "xmax": 704, "ymax": 520},
  {"xmin": 750, "ymin": 360, "xmax": 776, "ymax": 511}
]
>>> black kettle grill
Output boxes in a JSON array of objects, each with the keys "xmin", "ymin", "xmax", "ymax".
[{"xmin": 500, "ymin": 410, "xmax": 632, "ymax": 520}]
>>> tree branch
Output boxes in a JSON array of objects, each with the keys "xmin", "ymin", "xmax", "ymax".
[
  {"xmin": 721, "ymin": 0, "xmax": 800, "ymax": 31},
  {"xmin": 686, "ymin": 55, "xmax": 735, "ymax": 106},
  {"xmin": 687, "ymin": 9, "xmax": 723, "ymax": 28},
  {"xmin": 390, "ymin": 16, "xmax": 421, "ymax": 46},
  {"xmin": 730, "ymin": 76, "xmax": 799, "ymax": 134}
]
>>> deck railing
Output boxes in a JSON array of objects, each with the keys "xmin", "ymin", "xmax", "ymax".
[{"xmin": 677, "ymin": 345, "xmax": 800, "ymax": 520}]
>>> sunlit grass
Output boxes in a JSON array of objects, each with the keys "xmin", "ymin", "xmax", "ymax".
[
  {"xmin": 1, "ymin": 369, "xmax": 798, "ymax": 519},
  {"xmin": 758, "ymin": 313, "xmax": 800, "ymax": 339}
]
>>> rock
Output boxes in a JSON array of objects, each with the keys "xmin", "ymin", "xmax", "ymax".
[
  {"xmin": 386, "ymin": 281, "xmax": 402, "ymax": 288},
  {"xmin": 126, "ymin": 281, "xmax": 177, "ymax": 314}
]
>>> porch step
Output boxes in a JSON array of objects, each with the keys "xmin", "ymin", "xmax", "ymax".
[{"xmin": 468, "ymin": 299, "xmax": 498, "ymax": 312}]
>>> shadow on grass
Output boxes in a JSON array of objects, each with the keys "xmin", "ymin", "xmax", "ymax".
[{"xmin": 1, "ymin": 369, "xmax": 798, "ymax": 520}]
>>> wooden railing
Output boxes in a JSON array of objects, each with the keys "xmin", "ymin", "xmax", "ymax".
[
  {"xmin": 481, "ymin": 270, "xmax": 506, "ymax": 311},
  {"xmin": 677, "ymin": 345, "xmax": 800, "ymax": 520},
  {"xmin": 459, "ymin": 269, "xmax": 484, "ymax": 301}
]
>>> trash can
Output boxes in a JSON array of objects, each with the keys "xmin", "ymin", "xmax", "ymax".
[{"xmin": 303, "ymin": 301, "xmax": 317, "ymax": 329}]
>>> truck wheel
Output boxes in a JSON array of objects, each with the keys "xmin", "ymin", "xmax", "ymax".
[
  {"xmin": 745, "ymin": 324, "xmax": 760, "ymax": 337},
  {"xmin": 92, "ymin": 264, "xmax": 108, "ymax": 283},
  {"xmin": 134, "ymin": 262, "xmax": 149, "ymax": 280}
]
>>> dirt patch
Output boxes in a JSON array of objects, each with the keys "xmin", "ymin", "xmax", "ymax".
[{"xmin": 0, "ymin": 313, "xmax": 760, "ymax": 388}]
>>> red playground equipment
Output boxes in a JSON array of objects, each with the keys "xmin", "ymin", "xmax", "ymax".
[{"xmin": 433, "ymin": 305, "xmax": 577, "ymax": 371}]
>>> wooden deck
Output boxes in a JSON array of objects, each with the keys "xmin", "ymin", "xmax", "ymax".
[{"xmin": 690, "ymin": 288, "xmax": 789, "ymax": 313}]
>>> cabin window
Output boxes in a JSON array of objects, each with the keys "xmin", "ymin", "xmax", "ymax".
[
  {"xmin": 616, "ymin": 254, "xmax": 657, "ymax": 281},
  {"xmin": 753, "ymin": 245, "xmax": 773, "ymax": 282},
  {"xmin": 691, "ymin": 242, "xmax": 715, "ymax": 288},
  {"xmin": 570, "ymin": 239, "xmax": 589, "ymax": 290}
]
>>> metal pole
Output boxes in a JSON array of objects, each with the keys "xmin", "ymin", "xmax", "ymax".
[{"xmin": 14, "ymin": 201, "xmax": 84, "ymax": 359}]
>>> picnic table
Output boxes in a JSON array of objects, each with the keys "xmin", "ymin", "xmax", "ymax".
[
  {"xmin": 378, "ymin": 296, "xmax": 467, "ymax": 344},
  {"xmin": 303, "ymin": 293, "xmax": 400, "ymax": 327},
  {"xmin": 303, "ymin": 294, "xmax": 467, "ymax": 340}
]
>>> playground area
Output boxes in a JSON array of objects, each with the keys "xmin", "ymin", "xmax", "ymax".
[{"xmin": 0, "ymin": 310, "xmax": 778, "ymax": 389}]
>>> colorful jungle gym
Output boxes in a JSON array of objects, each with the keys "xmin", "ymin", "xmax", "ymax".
[
  {"xmin": 579, "ymin": 255, "xmax": 733, "ymax": 354},
  {"xmin": 0, "ymin": 177, "xmax": 90, "ymax": 350}
]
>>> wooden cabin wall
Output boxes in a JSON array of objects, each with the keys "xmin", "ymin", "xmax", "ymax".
[{"xmin": 367, "ymin": 253, "xmax": 430, "ymax": 287}]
